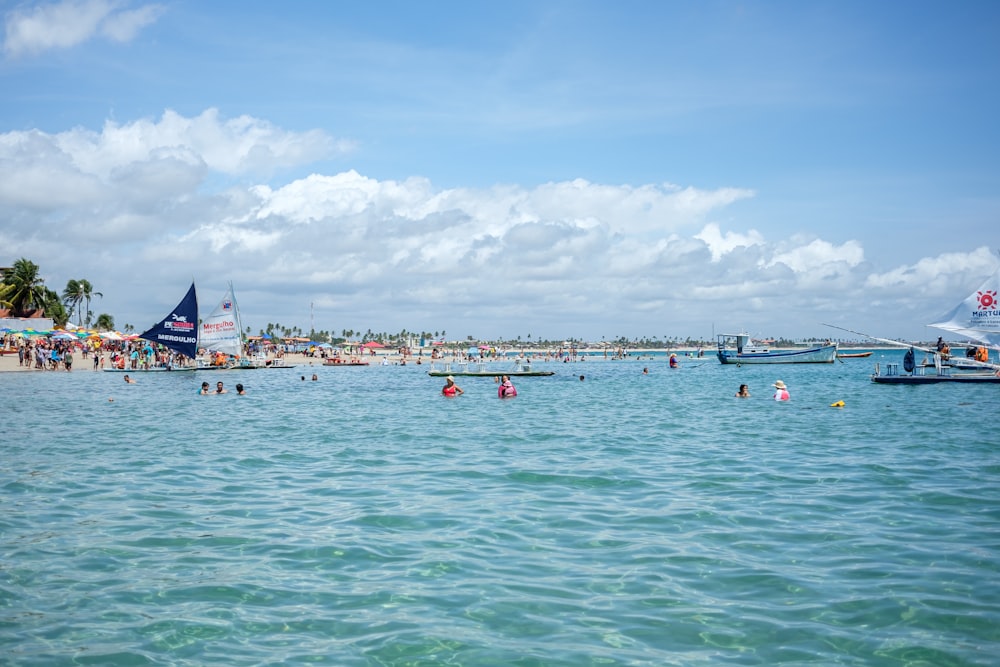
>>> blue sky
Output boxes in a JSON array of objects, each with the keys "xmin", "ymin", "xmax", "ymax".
[{"xmin": 2, "ymin": 0, "xmax": 998, "ymax": 343}]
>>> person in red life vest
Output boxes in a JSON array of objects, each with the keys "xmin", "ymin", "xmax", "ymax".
[
  {"xmin": 772, "ymin": 380, "xmax": 790, "ymax": 401},
  {"xmin": 442, "ymin": 376, "xmax": 464, "ymax": 397},
  {"xmin": 669, "ymin": 353, "xmax": 679, "ymax": 368},
  {"xmin": 498, "ymin": 375, "xmax": 517, "ymax": 398}
]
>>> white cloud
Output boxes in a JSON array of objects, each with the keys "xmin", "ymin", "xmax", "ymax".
[
  {"xmin": 3, "ymin": 0, "xmax": 164, "ymax": 57},
  {"xmin": 98, "ymin": 3, "xmax": 162, "ymax": 42},
  {"xmin": 0, "ymin": 108, "xmax": 993, "ymax": 342},
  {"xmin": 694, "ymin": 222, "xmax": 765, "ymax": 261},
  {"xmin": 0, "ymin": 109, "xmax": 344, "ymax": 214}
]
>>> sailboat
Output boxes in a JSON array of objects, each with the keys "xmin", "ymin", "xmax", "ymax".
[
  {"xmin": 198, "ymin": 282, "xmax": 254, "ymax": 369},
  {"xmin": 105, "ymin": 282, "xmax": 199, "ymax": 371},
  {"xmin": 869, "ymin": 265, "xmax": 1000, "ymax": 384},
  {"xmin": 198, "ymin": 283, "xmax": 295, "ymax": 369}
]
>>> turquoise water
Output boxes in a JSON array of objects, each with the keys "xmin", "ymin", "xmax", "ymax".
[{"xmin": 3, "ymin": 351, "xmax": 999, "ymax": 666}]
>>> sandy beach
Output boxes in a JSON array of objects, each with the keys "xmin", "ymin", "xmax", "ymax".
[
  {"xmin": 0, "ymin": 349, "xmax": 343, "ymax": 373},
  {"xmin": 0, "ymin": 347, "xmax": 543, "ymax": 373}
]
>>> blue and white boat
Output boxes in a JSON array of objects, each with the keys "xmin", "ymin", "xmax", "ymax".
[{"xmin": 716, "ymin": 333, "xmax": 837, "ymax": 364}]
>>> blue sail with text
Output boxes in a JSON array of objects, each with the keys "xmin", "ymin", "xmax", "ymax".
[{"xmin": 138, "ymin": 282, "xmax": 199, "ymax": 359}]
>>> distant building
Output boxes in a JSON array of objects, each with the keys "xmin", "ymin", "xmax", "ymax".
[{"xmin": 1, "ymin": 314, "xmax": 54, "ymax": 331}]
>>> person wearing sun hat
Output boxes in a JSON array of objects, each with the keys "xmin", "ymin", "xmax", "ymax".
[
  {"xmin": 772, "ymin": 380, "xmax": 790, "ymax": 402},
  {"xmin": 442, "ymin": 375, "xmax": 463, "ymax": 397}
]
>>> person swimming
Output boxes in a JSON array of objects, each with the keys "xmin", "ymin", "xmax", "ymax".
[{"xmin": 735, "ymin": 384, "xmax": 750, "ymax": 398}]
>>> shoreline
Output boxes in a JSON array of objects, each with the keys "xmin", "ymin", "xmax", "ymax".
[{"xmin": 0, "ymin": 344, "xmax": 899, "ymax": 373}]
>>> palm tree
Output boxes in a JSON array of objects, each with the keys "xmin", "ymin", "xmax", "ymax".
[
  {"xmin": 62, "ymin": 278, "xmax": 103, "ymax": 327},
  {"xmin": 2, "ymin": 258, "xmax": 47, "ymax": 317},
  {"xmin": 95, "ymin": 313, "xmax": 115, "ymax": 331},
  {"xmin": 43, "ymin": 288, "xmax": 68, "ymax": 327}
]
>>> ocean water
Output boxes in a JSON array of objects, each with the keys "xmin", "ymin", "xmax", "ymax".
[{"xmin": 2, "ymin": 350, "xmax": 999, "ymax": 666}]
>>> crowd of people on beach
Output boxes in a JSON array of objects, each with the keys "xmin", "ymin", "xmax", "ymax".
[
  {"xmin": 2, "ymin": 335, "xmax": 193, "ymax": 372},
  {"xmin": 5, "ymin": 336, "xmax": 78, "ymax": 371}
]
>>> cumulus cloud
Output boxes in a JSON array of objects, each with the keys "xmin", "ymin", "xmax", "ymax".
[
  {"xmin": 695, "ymin": 222, "xmax": 765, "ymax": 261},
  {"xmin": 0, "ymin": 108, "xmax": 993, "ymax": 341},
  {"xmin": 0, "ymin": 109, "xmax": 345, "ymax": 213},
  {"xmin": 3, "ymin": 0, "xmax": 164, "ymax": 57}
]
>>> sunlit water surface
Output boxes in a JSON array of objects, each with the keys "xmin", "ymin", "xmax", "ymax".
[{"xmin": 3, "ymin": 350, "xmax": 999, "ymax": 665}]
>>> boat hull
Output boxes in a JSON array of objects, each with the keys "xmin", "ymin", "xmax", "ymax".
[
  {"xmin": 717, "ymin": 344, "xmax": 837, "ymax": 364},
  {"xmin": 871, "ymin": 359, "xmax": 1000, "ymax": 384},
  {"xmin": 837, "ymin": 351, "xmax": 873, "ymax": 358},
  {"xmin": 103, "ymin": 366, "xmax": 197, "ymax": 372},
  {"xmin": 872, "ymin": 373, "xmax": 1000, "ymax": 384}
]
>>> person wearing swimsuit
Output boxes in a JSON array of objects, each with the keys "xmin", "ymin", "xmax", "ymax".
[{"xmin": 442, "ymin": 376, "xmax": 463, "ymax": 397}]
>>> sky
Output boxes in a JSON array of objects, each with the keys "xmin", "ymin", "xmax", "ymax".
[{"xmin": 1, "ymin": 0, "xmax": 999, "ymax": 344}]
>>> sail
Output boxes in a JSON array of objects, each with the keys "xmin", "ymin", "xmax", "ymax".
[
  {"xmin": 199, "ymin": 282, "xmax": 244, "ymax": 357},
  {"xmin": 929, "ymin": 265, "xmax": 1000, "ymax": 348},
  {"xmin": 138, "ymin": 282, "xmax": 199, "ymax": 359}
]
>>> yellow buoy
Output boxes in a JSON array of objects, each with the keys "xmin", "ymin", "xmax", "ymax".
[{"xmin": 830, "ymin": 400, "xmax": 845, "ymax": 408}]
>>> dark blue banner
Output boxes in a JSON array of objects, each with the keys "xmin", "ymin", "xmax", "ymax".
[{"xmin": 138, "ymin": 282, "xmax": 199, "ymax": 359}]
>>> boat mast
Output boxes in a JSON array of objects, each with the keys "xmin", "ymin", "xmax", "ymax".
[{"xmin": 230, "ymin": 281, "xmax": 245, "ymax": 355}]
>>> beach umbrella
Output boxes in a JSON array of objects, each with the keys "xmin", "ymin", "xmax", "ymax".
[{"xmin": 362, "ymin": 341, "xmax": 384, "ymax": 348}]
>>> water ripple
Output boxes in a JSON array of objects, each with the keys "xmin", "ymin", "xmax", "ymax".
[{"xmin": 2, "ymin": 356, "xmax": 999, "ymax": 665}]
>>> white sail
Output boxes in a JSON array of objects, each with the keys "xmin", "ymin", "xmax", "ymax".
[
  {"xmin": 929, "ymin": 265, "xmax": 1000, "ymax": 348},
  {"xmin": 199, "ymin": 283, "xmax": 244, "ymax": 357}
]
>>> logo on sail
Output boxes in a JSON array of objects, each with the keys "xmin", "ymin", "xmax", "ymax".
[
  {"xmin": 166, "ymin": 313, "xmax": 195, "ymax": 331},
  {"xmin": 977, "ymin": 289, "xmax": 997, "ymax": 310}
]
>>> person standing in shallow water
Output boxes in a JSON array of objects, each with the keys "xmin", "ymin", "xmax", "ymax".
[
  {"xmin": 498, "ymin": 375, "xmax": 517, "ymax": 398},
  {"xmin": 442, "ymin": 376, "xmax": 463, "ymax": 397},
  {"xmin": 772, "ymin": 380, "xmax": 789, "ymax": 401},
  {"xmin": 735, "ymin": 384, "xmax": 750, "ymax": 398}
]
